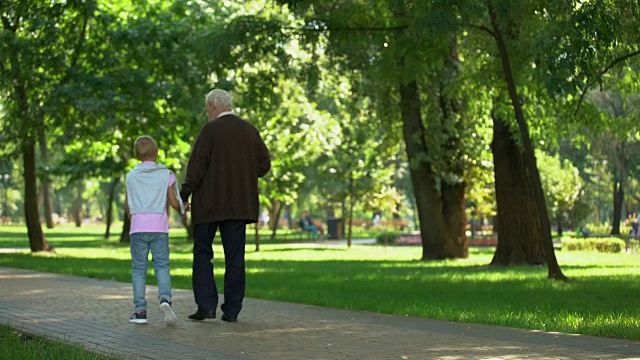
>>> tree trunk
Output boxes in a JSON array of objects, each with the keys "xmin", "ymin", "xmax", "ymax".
[
  {"xmin": 398, "ymin": 80, "xmax": 449, "ymax": 259},
  {"xmin": 347, "ymin": 194, "xmax": 354, "ymax": 248},
  {"xmin": 487, "ymin": 0, "xmax": 567, "ymax": 280},
  {"xmin": 2, "ymin": 184, "xmax": 8, "ymax": 218},
  {"xmin": 408, "ymin": 194, "xmax": 419, "ymax": 231},
  {"xmin": 120, "ymin": 214, "xmax": 131, "ymax": 243},
  {"xmin": 104, "ymin": 177, "xmax": 120, "ymax": 239},
  {"xmin": 442, "ymin": 181, "xmax": 468, "ymax": 258},
  {"xmin": 269, "ymin": 201, "xmax": 283, "ymax": 241},
  {"xmin": 557, "ymin": 219, "xmax": 564, "ymax": 237},
  {"xmin": 72, "ymin": 181, "xmax": 84, "ymax": 227},
  {"xmin": 437, "ymin": 42, "xmax": 468, "ymax": 258},
  {"xmin": 54, "ymin": 191, "xmax": 63, "ymax": 216},
  {"xmin": 611, "ymin": 179, "xmax": 624, "ymax": 235},
  {"xmin": 286, "ymin": 205, "xmax": 293, "ymax": 229},
  {"xmin": 267, "ymin": 199, "xmax": 280, "ymax": 229},
  {"xmin": 38, "ymin": 129, "xmax": 55, "ymax": 229},
  {"xmin": 24, "ymin": 139, "xmax": 53, "ymax": 252},
  {"xmin": 491, "ymin": 115, "xmax": 545, "ymax": 265},
  {"xmin": 8, "ymin": 42, "xmax": 51, "ymax": 251}
]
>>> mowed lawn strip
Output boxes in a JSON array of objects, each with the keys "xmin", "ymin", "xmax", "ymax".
[
  {"xmin": 0, "ymin": 324, "xmax": 122, "ymax": 360},
  {"xmin": 1, "ymin": 224, "xmax": 639, "ymax": 340}
]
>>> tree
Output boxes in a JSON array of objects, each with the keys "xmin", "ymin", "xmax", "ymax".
[
  {"xmin": 483, "ymin": 0, "xmax": 566, "ymax": 279},
  {"xmin": 54, "ymin": 0, "xmax": 218, "ymax": 241},
  {"xmin": 319, "ymin": 82, "xmax": 401, "ymax": 247},
  {"xmin": 0, "ymin": 1, "xmax": 96, "ymax": 251},
  {"xmin": 586, "ymin": 80, "xmax": 640, "ymax": 234},
  {"xmin": 537, "ymin": 150, "xmax": 584, "ymax": 236},
  {"xmin": 276, "ymin": 0, "xmax": 475, "ymax": 259},
  {"xmin": 532, "ymin": 0, "xmax": 640, "ymax": 235}
]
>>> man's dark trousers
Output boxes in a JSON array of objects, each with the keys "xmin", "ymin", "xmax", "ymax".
[{"xmin": 192, "ymin": 220, "xmax": 246, "ymax": 317}]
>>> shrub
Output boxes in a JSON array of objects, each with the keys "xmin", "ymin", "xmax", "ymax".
[
  {"xmin": 376, "ymin": 232, "xmax": 401, "ymax": 244},
  {"xmin": 561, "ymin": 237, "xmax": 625, "ymax": 253},
  {"xmin": 584, "ymin": 223, "xmax": 611, "ymax": 237},
  {"xmin": 584, "ymin": 222, "xmax": 632, "ymax": 238}
]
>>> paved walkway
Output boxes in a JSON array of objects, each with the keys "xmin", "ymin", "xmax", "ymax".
[{"xmin": 0, "ymin": 266, "xmax": 638, "ymax": 360}]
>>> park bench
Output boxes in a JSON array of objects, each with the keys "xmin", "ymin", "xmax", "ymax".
[
  {"xmin": 350, "ymin": 218, "xmax": 373, "ymax": 228},
  {"xmin": 289, "ymin": 218, "xmax": 325, "ymax": 241},
  {"xmin": 350, "ymin": 218, "xmax": 408, "ymax": 230},
  {"xmin": 379, "ymin": 218, "xmax": 409, "ymax": 230}
]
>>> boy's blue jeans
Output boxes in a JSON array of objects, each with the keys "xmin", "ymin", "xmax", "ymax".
[{"xmin": 130, "ymin": 232, "xmax": 172, "ymax": 313}]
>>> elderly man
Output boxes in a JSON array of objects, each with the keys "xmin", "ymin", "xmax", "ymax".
[{"xmin": 181, "ymin": 89, "xmax": 271, "ymax": 322}]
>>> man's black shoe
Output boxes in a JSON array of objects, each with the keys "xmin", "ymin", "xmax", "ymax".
[
  {"xmin": 221, "ymin": 314, "xmax": 237, "ymax": 322},
  {"xmin": 188, "ymin": 310, "xmax": 216, "ymax": 321}
]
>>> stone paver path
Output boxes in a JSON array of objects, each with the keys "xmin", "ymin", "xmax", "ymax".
[{"xmin": 0, "ymin": 266, "xmax": 638, "ymax": 360}]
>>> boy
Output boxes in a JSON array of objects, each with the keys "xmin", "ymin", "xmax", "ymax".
[{"xmin": 125, "ymin": 135, "xmax": 183, "ymax": 325}]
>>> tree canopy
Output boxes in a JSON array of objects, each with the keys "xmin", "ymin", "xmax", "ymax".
[{"xmin": 1, "ymin": 1, "xmax": 639, "ymax": 277}]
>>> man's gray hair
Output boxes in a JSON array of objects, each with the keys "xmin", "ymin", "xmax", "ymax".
[{"xmin": 205, "ymin": 89, "xmax": 232, "ymax": 109}]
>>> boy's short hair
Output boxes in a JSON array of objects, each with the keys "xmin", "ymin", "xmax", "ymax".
[{"xmin": 134, "ymin": 136, "xmax": 158, "ymax": 160}]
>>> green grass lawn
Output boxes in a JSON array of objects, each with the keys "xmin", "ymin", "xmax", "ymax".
[
  {"xmin": 1, "ymin": 224, "xmax": 639, "ymax": 341},
  {"xmin": 0, "ymin": 324, "xmax": 121, "ymax": 360}
]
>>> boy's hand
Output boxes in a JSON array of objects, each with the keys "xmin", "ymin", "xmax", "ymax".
[{"xmin": 184, "ymin": 202, "xmax": 191, "ymax": 213}]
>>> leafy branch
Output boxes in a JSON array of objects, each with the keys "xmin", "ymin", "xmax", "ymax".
[{"xmin": 574, "ymin": 49, "xmax": 640, "ymax": 115}]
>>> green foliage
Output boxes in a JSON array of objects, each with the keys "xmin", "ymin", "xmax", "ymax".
[
  {"xmin": 536, "ymin": 149, "xmax": 585, "ymax": 227},
  {"xmin": 312, "ymin": 72, "xmax": 403, "ymax": 216},
  {"xmin": 274, "ymin": 0, "xmax": 492, "ymax": 237},
  {"xmin": 58, "ymin": 0, "xmax": 217, "ymax": 173},
  {"xmin": 584, "ymin": 222, "xmax": 614, "ymax": 238},
  {"xmin": 2, "ymin": 0, "xmax": 639, "ymax": 249},
  {"xmin": 537, "ymin": 1, "xmax": 640, "ymax": 106},
  {"xmin": 561, "ymin": 237, "xmax": 625, "ymax": 253},
  {"xmin": 0, "ymin": 0, "xmax": 220, "ymax": 229},
  {"xmin": 375, "ymin": 231, "xmax": 401, "ymax": 244},
  {"xmin": 0, "ymin": 0, "xmax": 98, "ymax": 144}
]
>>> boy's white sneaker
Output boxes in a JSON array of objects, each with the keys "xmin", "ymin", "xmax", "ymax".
[{"xmin": 160, "ymin": 298, "xmax": 177, "ymax": 325}]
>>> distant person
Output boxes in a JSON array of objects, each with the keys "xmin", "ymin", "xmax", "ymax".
[
  {"xmin": 372, "ymin": 212, "xmax": 381, "ymax": 227},
  {"xmin": 630, "ymin": 223, "xmax": 639, "ymax": 239},
  {"xmin": 181, "ymin": 89, "xmax": 271, "ymax": 323},
  {"xmin": 579, "ymin": 226, "xmax": 590, "ymax": 238},
  {"xmin": 300, "ymin": 211, "xmax": 321, "ymax": 240},
  {"xmin": 125, "ymin": 135, "xmax": 184, "ymax": 325},
  {"xmin": 283, "ymin": 209, "xmax": 292, "ymax": 229},
  {"xmin": 260, "ymin": 209, "xmax": 270, "ymax": 228}
]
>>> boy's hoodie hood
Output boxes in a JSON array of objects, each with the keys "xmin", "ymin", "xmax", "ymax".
[{"xmin": 126, "ymin": 163, "xmax": 171, "ymax": 215}]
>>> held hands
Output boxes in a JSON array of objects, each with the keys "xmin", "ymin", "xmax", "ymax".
[{"xmin": 177, "ymin": 201, "xmax": 190, "ymax": 219}]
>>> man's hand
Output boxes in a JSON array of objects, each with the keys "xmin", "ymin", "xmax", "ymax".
[{"xmin": 184, "ymin": 202, "xmax": 191, "ymax": 213}]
